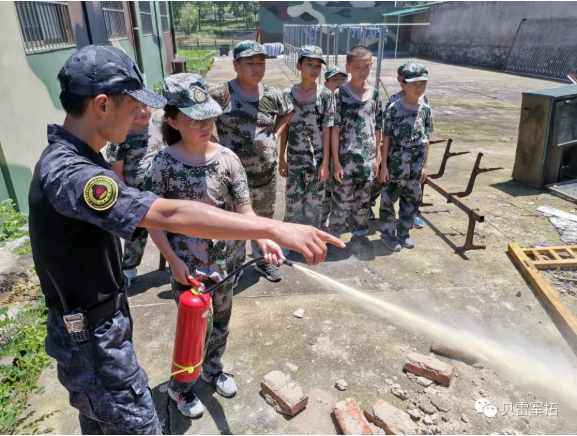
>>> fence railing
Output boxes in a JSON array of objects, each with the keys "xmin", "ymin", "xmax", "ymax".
[
  {"xmin": 505, "ymin": 18, "xmax": 577, "ymax": 82},
  {"xmin": 177, "ymin": 40, "xmax": 245, "ymax": 51},
  {"xmin": 283, "ymin": 23, "xmax": 388, "ymax": 88}
]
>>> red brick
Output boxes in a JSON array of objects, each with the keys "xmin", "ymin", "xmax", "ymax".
[
  {"xmin": 403, "ymin": 352, "xmax": 454, "ymax": 386},
  {"xmin": 333, "ymin": 398, "xmax": 374, "ymax": 435},
  {"xmin": 261, "ymin": 371, "xmax": 308, "ymax": 416},
  {"xmin": 364, "ymin": 399, "xmax": 422, "ymax": 435}
]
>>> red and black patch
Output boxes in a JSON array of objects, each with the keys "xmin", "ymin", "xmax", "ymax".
[{"xmin": 83, "ymin": 176, "xmax": 119, "ymax": 211}]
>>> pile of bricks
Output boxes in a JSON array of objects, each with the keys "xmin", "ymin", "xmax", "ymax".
[{"xmin": 260, "ymin": 353, "xmax": 456, "ymax": 434}]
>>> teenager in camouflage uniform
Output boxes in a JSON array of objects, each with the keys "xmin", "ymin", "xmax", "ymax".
[
  {"xmin": 209, "ymin": 41, "xmax": 293, "ymax": 282},
  {"xmin": 146, "ymin": 74, "xmax": 284, "ymax": 419},
  {"xmin": 107, "ymin": 105, "xmax": 164, "ymax": 285},
  {"xmin": 379, "ymin": 62, "xmax": 434, "ymax": 251},
  {"xmin": 370, "ymin": 60, "xmax": 428, "ymax": 228},
  {"xmin": 321, "ymin": 65, "xmax": 348, "ymax": 228},
  {"xmin": 279, "ymin": 46, "xmax": 334, "ymax": 230},
  {"xmin": 329, "ymin": 46, "xmax": 383, "ymax": 242}
]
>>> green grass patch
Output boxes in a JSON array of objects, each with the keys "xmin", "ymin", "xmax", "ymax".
[
  {"xmin": 0, "ymin": 292, "xmax": 50, "ymax": 434},
  {"xmin": 177, "ymin": 49, "xmax": 217, "ymax": 77},
  {"xmin": 0, "ymin": 200, "xmax": 27, "ymax": 247}
]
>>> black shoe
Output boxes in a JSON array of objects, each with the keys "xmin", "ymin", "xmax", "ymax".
[
  {"xmin": 397, "ymin": 232, "xmax": 415, "ymax": 249},
  {"xmin": 255, "ymin": 262, "xmax": 282, "ymax": 282}
]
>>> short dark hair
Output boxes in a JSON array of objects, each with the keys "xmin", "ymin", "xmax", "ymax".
[
  {"xmin": 346, "ymin": 46, "xmax": 371, "ymax": 65},
  {"xmin": 161, "ymin": 105, "xmax": 182, "ymax": 146},
  {"xmin": 59, "ymin": 92, "xmax": 125, "ymax": 118}
]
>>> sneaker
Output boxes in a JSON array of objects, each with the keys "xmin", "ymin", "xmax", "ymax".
[
  {"xmin": 201, "ymin": 371, "xmax": 237, "ymax": 398},
  {"xmin": 255, "ymin": 262, "xmax": 282, "ymax": 282},
  {"xmin": 167, "ymin": 388, "xmax": 205, "ymax": 418},
  {"xmin": 381, "ymin": 232, "xmax": 402, "ymax": 252},
  {"xmin": 123, "ymin": 268, "xmax": 137, "ymax": 280},
  {"xmin": 397, "ymin": 232, "xmax": 415, "ymax": 249},
  {"xmin": 369, "ymin": 209, "xmax": 376, "ymax": 220},
  {"xmin": 232, "ymin": 269, "xmax": 244, "ymax": 290},
  {"xmin": 413, "ymin": 215, "xmax": 424, "ymax": 229}
]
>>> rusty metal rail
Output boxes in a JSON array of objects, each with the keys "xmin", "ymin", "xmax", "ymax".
[{"xmin": 422, "ymin": 139, "xmax": 502, "ymax": 252}]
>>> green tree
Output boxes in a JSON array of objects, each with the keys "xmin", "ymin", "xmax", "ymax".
[
  {"xmin": 180, "ymin": 3, "xmax": 198, "ymax": 35},
  {"xmin": 230, "ymin": 1, "xmax": 241, "ymax": 28},
  {"xmin": 217, "ymin": 3, "xmax": 225, "ymax": 30}
]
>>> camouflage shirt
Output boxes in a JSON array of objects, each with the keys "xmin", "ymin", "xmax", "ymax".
[
  {"xmin": 387, "ymin": 92, "xmax": 428, "ymax": 110},
  {"xmin": 384, "ymin": 99, "xmax": 435, "ymax": 149},
  {"xmin": 209, "ymin": 81, "xmax": 293, "ymax": 187},
  {"xmin": 146, "ymin": 145, "xmax": 251, "ymax": 276},
  {"xmin": 283, "ymin": 85, "xmax": 334, "ymax": 172},
  {"xmin": 106, "ymin": 110, "xmax": 164, "ymax": 190},
  {"xmin": 334, "ymin": 84, "xmax": 384, "ymax": 179}
]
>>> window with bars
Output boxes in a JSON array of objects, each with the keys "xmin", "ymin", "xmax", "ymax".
[
  {"xmin": 102, "ymin": 1, "xmax": 127, "ymax": 40},
  {"xmin": 159, "ymin": 1, "xmax": 169, "ymax": 33},
  {"xmin": 15, "ymin": 1, "xmax": 75, "ymax": 53},
  {"xmin": 139, "ymin": 1, "xmax": 153, "ymax": 36}
]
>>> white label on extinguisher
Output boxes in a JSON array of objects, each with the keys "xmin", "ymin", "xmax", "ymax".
[{"xmin": 202, "ymin": 309, "xmax": 210, "ymax": 318}]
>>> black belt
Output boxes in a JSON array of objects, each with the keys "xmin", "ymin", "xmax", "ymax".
[{"xmin": 83, "ymin": 290, "xmax": 128, "ymax": 325}]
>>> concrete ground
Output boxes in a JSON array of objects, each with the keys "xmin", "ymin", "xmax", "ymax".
[{"xmin": 14, "ymin": 57, "xmax": 577, "ymax": 435}]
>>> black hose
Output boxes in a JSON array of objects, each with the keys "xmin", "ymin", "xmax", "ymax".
[{"xmin": 203, "ymin": 256, "xmax": 294, "ymax": 294}]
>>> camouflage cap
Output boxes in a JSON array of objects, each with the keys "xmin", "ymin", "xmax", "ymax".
[
  {"xmin": 325, "ymin": 65, "xmax": 347, "ymax": 80},
  {"xmin": 399, "ymin": 61, "xmax": 429, "ymax": 82},
  {"xmin": 162, "ymin": 73, "xmax": 223, "ymax": 120},
  {"xmin": 298, "ymin": 45, "xmax": 326, "ymax": 64},
  {"xmin": 233, "ymin": 40, "xmax": 269, "ymax": 60},
  {"xmin": 397, "ymin": 60, "xmax": 416, "ymax": 76}
]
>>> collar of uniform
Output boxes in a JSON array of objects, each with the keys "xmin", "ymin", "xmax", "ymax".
[{"xmin": 47, "ymin": 124, "xmax": 105, "ymax": 163}]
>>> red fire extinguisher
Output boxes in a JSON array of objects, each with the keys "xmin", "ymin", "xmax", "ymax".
[{"xmin": 171, "ymin": 278, "xmax": 211, "ymax": 383}]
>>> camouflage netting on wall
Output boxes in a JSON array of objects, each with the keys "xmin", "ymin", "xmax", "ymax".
[{"xmin": 260, "ymin": 1, "xmax": 396, "ymax": 47}]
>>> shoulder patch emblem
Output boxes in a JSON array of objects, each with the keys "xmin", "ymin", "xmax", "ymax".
[
  {"xmin": 194, "ymin": 88, "xmax": 208, "ymax": 103},
  {"xmin": 83, "ymin": 176, "xmax": 119, "ymax": 211},
  {"xmin": 252, "ymin": 43, "xmax": 261, "ymax": 53}
]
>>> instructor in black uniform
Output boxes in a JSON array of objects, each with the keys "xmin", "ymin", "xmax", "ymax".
[{"xmin": 28, "ymin": 45, "xmax": 343, "ymax": 435}]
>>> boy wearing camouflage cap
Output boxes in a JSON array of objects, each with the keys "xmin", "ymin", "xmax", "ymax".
[
  {"xmin": 379, "ymin": 62, "xmax": 434, "ymax": 251},
  {"xmin": 321, "ymin": 65, "xmax": 348, "ymax": 227},
  {"xmin": 329, "ymin": 46, "xmax": 384, "ymax": 243},
  {"xmin": 370, "ymin": 60, "xmax": 428, "ymax": 227},
  {"xmin": 107, "ymin": 104, "xmax": 164, "ymax": 286},
  {"xmin": 209, "ymin": 41, "xmax": 293, "ymax": 283},
  {"xmin": 147, "ymin": 73, "xmax": 284, "ymax": 418},
  {"xmin": 279, "ymin": 46, "xmax": 334, "ymax": 230},
  {"xmin": 324, "ymin": 65, "xmax": 348, "ymax": 93}
]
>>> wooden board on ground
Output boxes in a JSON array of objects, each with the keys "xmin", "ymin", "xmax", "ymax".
[{"xmin": 508, "ymin": 242, "xmax": 577, "ymax": 355}]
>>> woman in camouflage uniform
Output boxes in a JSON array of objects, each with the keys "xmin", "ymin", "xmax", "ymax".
[{"xmin": 146, "ymin": 74, "xmax": 284, "ymax": 419}]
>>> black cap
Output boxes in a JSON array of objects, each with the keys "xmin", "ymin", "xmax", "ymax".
[{"xmin": 58, "ymin": 45, "xmax": 166, "ymax": 108}]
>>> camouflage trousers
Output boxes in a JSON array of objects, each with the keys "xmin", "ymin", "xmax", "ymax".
[
  {"xmin": 370, "ymin": 175, "xmax": 383, "ymax": 207},
  {"xmin": 168, "ymin": 273, "xmax": 234, "ymax": 393},
  {"xmin": 379, "ymin": 147, "xmax": 426, "ymax": 235},
  {"xmin": 328, "ymin": 176, "xmax": 372, "ymax": 237},
  {"xmin": 45, "ymin": 293, "xmax": 161, "ymax": 434},
  {"xmin": 236, "ymin": 177, "xmax": 277, "ymax": 265},
  {"xmin": 284, "ymin": 169, "xmax": 325, "ymax": 228},
  {"xmin": 122, "ymin": 229, "xmax": 148, "ymax": 270}
]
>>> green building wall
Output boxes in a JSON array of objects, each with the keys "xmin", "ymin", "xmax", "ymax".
[{"xmin": 0, "ymin": 1, "xmax": 174, "ymax": 212}]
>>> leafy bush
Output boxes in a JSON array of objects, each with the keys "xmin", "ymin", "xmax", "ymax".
[
  {"xmin": 0, "ymin": 294, "xmax": 50, "ymax": 433},
  {"xmin": 0, "ymin": 200, "xmax": 27, "ymax": 246}
]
